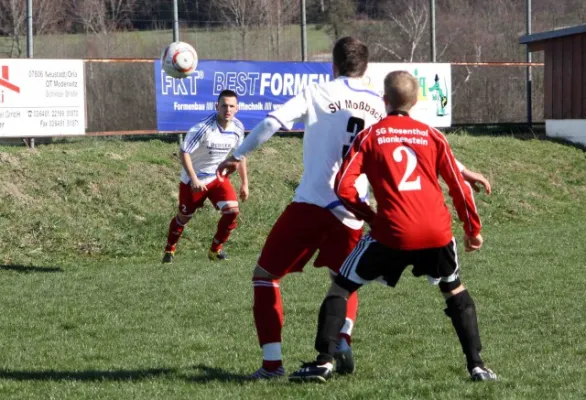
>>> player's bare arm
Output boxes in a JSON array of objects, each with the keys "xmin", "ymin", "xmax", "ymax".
[
  {"xmin": 216, "ymin": 155, "xmax": 240, "ymax": 180},
  {"xmin": 237, "ymin": 157, "xmax": 249, "ymax": 201},
  {"xmin": 461, "ymin": 168, "xmax": 492, "ymax": 194},
  {"xmin": 180, "ymin": 150, "xmax": 207, "ymax": 192},
  {"xmin": 217, "ymin": 116, "xmax": 282, "ymax": 180}
]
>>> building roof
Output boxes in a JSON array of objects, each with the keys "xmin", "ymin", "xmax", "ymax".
[{"xmin": 519, "ymin": 23, "xmax": 586, "ymax": 44}]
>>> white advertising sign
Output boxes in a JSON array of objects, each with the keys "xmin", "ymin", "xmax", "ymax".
[
  {"xmin": 363, "ymin": 63, "xmax": 452, "ymax": 127},
  {"xmin": 0, "ymin": 59, "xmax": 86, "ymax": 137}
]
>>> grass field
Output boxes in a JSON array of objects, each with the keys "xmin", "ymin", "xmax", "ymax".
[{"xmin": 0, "ymin": 133, "xmax": 585, "ymax": 399}]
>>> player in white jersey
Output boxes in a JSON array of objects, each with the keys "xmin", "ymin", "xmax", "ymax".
[
  {"xmin": 216, "ymin": 37, "xmax": 491, "ymax": 379},
  {"xmin": 162, "ymin": 90, "xmax": 248, "ymax": 264}
]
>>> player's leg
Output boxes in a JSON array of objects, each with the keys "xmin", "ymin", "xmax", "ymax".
[
  {"xmin": 425, "ymin": 239, "xmax": 496, "ymax": 381},
  {"xmin": 289, "ymin": 281, "xmax": 353, "ymax": 383},
  {"xmin": 317, "ymin": 221, "xmax": 363, "ymax": 374},
  {"xmin": 207, "ymin": 178, "xmax": 239, "ymax": 261},
  {"xmin": 440, "ymin": 281, "xmax": 495, "ymax": 381},
  {"xmin": 249, "ymin": 266, "xmax": 286, "ymax": 379},
  {"xmin": 163, "ymin": 182, "xmax": 206, "ymax": 263},
  {"xmin": 249, "ymin": 203, "xmax": 328, "ymax": 380},
  {"xmin": 290, "ymin": 234, "xmax": 391, "ymax": 382}
]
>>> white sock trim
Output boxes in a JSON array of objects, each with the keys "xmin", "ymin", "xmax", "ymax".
[
  {"xmin": 262, "ymin": 342, "xmax": 282, "ymax": 361},
  {"xmin": 340, "ymin": 318, "xmax": 354, "ymax": 336}
]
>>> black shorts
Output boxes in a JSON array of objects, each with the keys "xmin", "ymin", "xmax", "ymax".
[{"xmin": 336, "ymin": 234, "xmax": 460, "ymax": 291}]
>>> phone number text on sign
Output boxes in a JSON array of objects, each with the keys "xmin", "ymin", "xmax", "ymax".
[{"xmin": 0, "ymin": 59, "xmax": 86, "ymax": 137}]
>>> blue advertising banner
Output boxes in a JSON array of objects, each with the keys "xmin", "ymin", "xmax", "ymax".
[
  {"xmin": 154, "ymin": 60, "xmax": 332, "ymax": 132},
  {"xmin": 154, "ymin": 60, "xmax": 452, "ymax": 131}
]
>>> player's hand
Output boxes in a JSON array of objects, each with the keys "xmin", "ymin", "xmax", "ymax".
[
  {"xmin": 461, "ymin": 169, "xmax": 492, "ymax": 194},
  {"xmin": 464, "ymin": 233, "xmax": 483, "ymax": 252},
  {"xmin": 239, "ymin": 184, "xmax": 249, "ymax": 202},
  {"xmin": 190, "ymin": 179, "xmax": 207, "ymax": 193},
  {"xmin": 216, "ymin": 156, "xmax": 240, "ymax": 182}
]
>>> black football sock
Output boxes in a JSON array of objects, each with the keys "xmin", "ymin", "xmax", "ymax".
[
  {"xmin": 315, "ymin": 295, "xmax": 347, "ymax": 364},
  {"xmin": 444, "ymin": 290, "xmax": 484, "ymax": 371}
]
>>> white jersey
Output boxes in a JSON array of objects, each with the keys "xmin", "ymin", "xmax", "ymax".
[
  {"xmin": 180, "ymin": 113, "xmax": 245, "ymax": 185},
  {"xmin": 269, "ymin": 76, "xmax": 386, "ymax": 229}
]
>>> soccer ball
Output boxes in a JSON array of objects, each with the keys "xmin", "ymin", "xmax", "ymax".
[{"xmin": 161, "ymin": 41, "xmax": 198, "ymax": 79}]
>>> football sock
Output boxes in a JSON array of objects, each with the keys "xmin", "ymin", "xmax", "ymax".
[
  {"xmin": 444, "ymin": 290, "xmax": 484, "ymax": 371},
  {"xmin": 253, "ymin": 277, "xmax": 284, "ymax": 370},
  {"xmin": 261, "ymin": 343, "xmax": 283, "ymax": 370},
  {"xmin": 315, "ymin": 295, "xmax": 347, "ymax": 363},
  {"xmin": 211, "ymin": 210, "xmax": 238, "ymax": 252},
  {"xmin": 165, "ymin": 216, "xmax": 186, "ymax": 252},
  {"xmin": 339, "ymin": 291, "xmax": 358, "ymax": 345}
]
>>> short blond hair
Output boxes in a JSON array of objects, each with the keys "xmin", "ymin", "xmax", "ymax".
[{"xmin": 383, "ymin": 71, "xmax": 419, "ymax": 111}]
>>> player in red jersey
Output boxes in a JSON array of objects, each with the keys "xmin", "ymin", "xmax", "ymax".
[{"xmin": 289, "ymin": 71, "xmax": 496, "ymax": 383}]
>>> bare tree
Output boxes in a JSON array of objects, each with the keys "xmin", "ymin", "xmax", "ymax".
[
  {"xmin": 69, "ymin": 0, "xmax": 137, "ymax": 57},
  {"xmin": 0, "ymin": 0, "xmax": 65, "ymax": 57},
  {"xmin": 214, "ymin": 0, "xmax": 269, "ymax": 59},
  {"xmin": 105, "ymin": 0, "xmax": 136, "ymax": 28},
  {"xmin": 377, "ymin": 0, "xmax": 429, "ymax": 62},
  {"xmin": 324, "ymin": 0, "xmax": 355, "ymax": 39},
  {"xmin": 266, "ymin": 0, "xmax": 299, "ymax": 59},
  {"xmin": 0, "ymin": 0, "xmax": 26, "ymax": 57}
]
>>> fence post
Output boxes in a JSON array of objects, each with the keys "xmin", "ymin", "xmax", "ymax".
[
  {"xmin": 526, "ymin": 0, "xmax": 533, "ymax": 128},
  {"xmin": 27, "ymin": 0, "xmax": 35, "ymax": 149},
  {"xmin": 430, "ymin": 0, "xmax": 436, "ymax": 62},
  {"xmin": 172, "ymin": 0, "xmax": 183, "ymax": 145},
  {"xmin": 300, "ymin": 0, "xmax": 307, "ymax": 62}
]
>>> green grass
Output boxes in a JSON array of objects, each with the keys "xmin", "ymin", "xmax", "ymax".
[
  {"xmin": 0, "ymin": 133, "xmax": 585, "ymax": 399},
  {"xmin": 0, "ymin": 25, "xmax": 332, "ymax": 61}
]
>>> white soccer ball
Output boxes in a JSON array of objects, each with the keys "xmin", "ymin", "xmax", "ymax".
[{"xmin": 161, "ymin": 41, "xmax": 198, "ymax": 79}]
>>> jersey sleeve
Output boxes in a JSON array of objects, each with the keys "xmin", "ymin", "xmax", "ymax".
[
  {"xmin": 233, "ymin": 118, "xmax": 245, "ymax": 148},
  {"xmin": 232, "ymin": 117, "xmax": 281, "ymax": 159},
  {"xmin": 181, "ymin": 120, "xmax": 209, "ymax": 153},
  {"xmin": 335, "ymin": 127, "xmax": 376, "ymax": 223},
  {"xmin": 432, "ymin": 129, "xmax": 481, "ymax": 237},
  {"xmin": 268, "ymin": 88, "xmax": 310, "ymax": 131}
]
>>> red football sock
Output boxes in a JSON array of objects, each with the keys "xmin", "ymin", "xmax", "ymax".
[
  {"xmin": 339, "ymin": 291, "xmax": 358, "ymax": 345},
  {"xmin": 210, "ymin": 210, "xmax": 238, "ymax": 252},
  {"xmin": 253, "ymin": 277, "xmax": 283, "ymax": 370},
  {"xmin": 165, "ymin": 216, "xmax": 185, "ymax": 252}
]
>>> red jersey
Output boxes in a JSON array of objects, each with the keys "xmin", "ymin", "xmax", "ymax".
[{"xmin": 334, "ymin": 112, "xmax": 481, "ymax": 250}]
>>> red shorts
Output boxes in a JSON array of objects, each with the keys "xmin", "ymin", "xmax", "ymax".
[
  {"xmin": 178, "ymin": 179, "xmax": 237, "ymax": 216},
  {"xmin": 257, "ymin": 202, "xmax": 363, "ymax": 278}
]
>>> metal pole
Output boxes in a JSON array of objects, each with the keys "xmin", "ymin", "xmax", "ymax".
[
  {"xmin": 300, "ymin": 0, "xmax": 307, "ymax": 61},
  {"xmin": 430, "ymin": 0, "xmax": 436, "ymax": 62},
  {"xmin": 26, "ymin": 0, "xmax": 33, "ymax": 57},
  {"xmin": 526, "ymin": 0, "xmax": 532, "ymax": 128},
  {"xmin": 173, "ymin": 0, "xmax": 183, "ymax": 145},
  {"xmin": 173, "ymin": 0, "xmax": 179, "ymax": 42},
  {"xmin": 27, "ymin": 0, "xmax": 35, "ymax": 149}
]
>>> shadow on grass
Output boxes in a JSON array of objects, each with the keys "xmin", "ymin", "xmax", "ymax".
[
  {"xmin": 0, "ymin": 264, "xmax": 63, "ymax": 273},
  {"xmin": 0, "ymin": 368, "xmax": 174, "ymax": 381},
  {"xmin": 186, "ymin": 364, "xmax": 251, "ymax": 383}
]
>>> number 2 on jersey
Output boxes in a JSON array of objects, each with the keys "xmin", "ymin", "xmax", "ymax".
[
  {"xmin": 342, "ymin": 117, "xmax": 365, "ymax": 157},
  {"xmin": 393, "ymin": 146, "xmax": 421, "ymax": 191}
]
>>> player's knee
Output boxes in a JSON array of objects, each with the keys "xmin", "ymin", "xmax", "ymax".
[
  {"xmin": 326, "ymin": 282, "xmax": 351, "ymax": 299},
  {"xmin": 253, "ymin": 264, "xmax": 279, "ymax": 280},
  {"xmin": 220, "ymin": 205, "xmax": 239, "ymax": 229},
  {"xmin": 439, "ymin": 278, "xmax": 463, "ymax": 295},
  {"xmin": 444, "ymin": 288, "xmax": 475, "ymax": 317},
  {"xmin": 176, "ymin": 212, "xmax": 192, "ymax": 225}
]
